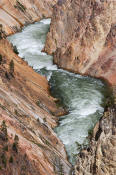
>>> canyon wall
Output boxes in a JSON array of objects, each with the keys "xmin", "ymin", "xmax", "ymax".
[
  {"xmin": 0, "ymin": 39, "xmax": 71, "ymax": 175},
  {"xmin": 45, "ymin": 0, "xmax": 116, "ymax": 86},
  {"xmin": 0, "ymin": 0, "xmax": 72, "ymax": 174},
  {"xmin": 44, "ymin": 0, "xmax": 116, "ymax": 174},
  {"xmin": 75, "ymin": 102, "xmax": 116, "ymax": 175},
  {"xmin": 0, "ymin": 0, "xmax": 57, "ymax": 35},
  {"xmin": 0, "ymin": 0, "xmax": 116, "ymax": 174}
]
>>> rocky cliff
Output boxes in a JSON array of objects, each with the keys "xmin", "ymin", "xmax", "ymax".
[
  {"xmin": 0, "ymin": 0, "xmax": 116, "ymax": 174},
  {"xmin": 0, "ymin": 0, "xmax": 57, "ymax": 35},
  {"xmin": 0, "ymin": 0, "xmax": 72, "ymax": 174},
  {"xmin": 0, "ymin": 39, "xmax": 72, "ymax": 175},
  {"xmin": 45, "ymin": 0, "xmax": 116, "ymax": 86},
  {"xmin": 75, "ymin": 101, "xmax": 116, "ymax": 175},
  {"xmin": 44, "ymin": 0, "xmax": 116, "ymax": 174}
]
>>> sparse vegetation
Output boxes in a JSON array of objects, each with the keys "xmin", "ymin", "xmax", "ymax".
[
  {"xmin": 1, "ymin": 153, "xmax": 7, "ymax": 168},
  {"xmin": 9, "ymin": 156, "xmax": 13, "ymax": 163},
  {"xmin": 12, "ymin": 141, "xmax": 18, "ymax": 153},
  {"xmin": 12, "ymin": 134, "xmax": 19, "ymax": 153},
  {"xmin": 5, "ymin": 71, "xmax": 10, "ymax": 80},
  {"xmin": 0, "ymin": 120, "xmax": 8, "ymax": 141},
  {"xmin": 0, "ymin": 54, "xmax": 2, "ymax": 65},
  {"xmin": 3, "ymin": 145, "xmax": 8, "ymax": 152},
  {"xmin": 15, "ymin": 109, "xmax": 18, "ymax": 116},
  {"xmin": 0, "ymin": 24, "xmax": 3, "ymax": 40},
  {"xmin": 14, "ymin": 0, "xmax": 26, "ymax": 13},
  {"xmin": 14, "ymin": 134, "xmax": 19, "ymax": 142},
  {"xmin": 13, "ymin": 45, "xmax": 19, "ymax": 54},
  {"xmin": 9, "ymin": 60, "xmax": 14, "ymax": 76},
  {"xmin": 36, "ymin": 100, "xmax": 41, "ymax": 106},
  {"xmin": 0, "ymin": 32, "xmax": 2, "ymax": 40}
]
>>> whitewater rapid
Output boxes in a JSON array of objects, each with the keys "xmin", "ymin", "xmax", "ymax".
[{"xmin": 8, "ymin": 19, "xmax": 107, "ymax": 164}]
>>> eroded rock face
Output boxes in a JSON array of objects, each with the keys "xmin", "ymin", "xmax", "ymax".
[
  {"xmin": 0, "ymin": 0, "xmax": 73, "ymax": 174},
  {"xmin": 0, "ymin": 39, "xmax": 71, "ymax": 174},
  {"xmin": 0, "ymin": 0, "xmax": 57, "ymax": 35},
  {"xmin": 44, "ymin": 0, "xmax": 116, "ymax": 86},
  {"xmin": 74, "ymin": 104, "xmax": 116, "ymax": 175},
  {"xmin": 44, "ymin": 0, "xmax": 116, "ymax": 174}
]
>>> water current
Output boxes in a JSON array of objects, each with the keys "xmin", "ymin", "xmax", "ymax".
[{"xmin": 8, "ymin": 19, "xmax": 107, "ymax": 165}]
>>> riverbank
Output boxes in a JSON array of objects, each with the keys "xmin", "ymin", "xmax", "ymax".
[
  {"xmin": 0, "ymin": 0, "xmax": 116, "ymax": 174},
  {"xmin": 0, "ymin": 1, "xmax": 73, "ymax": 174},
  {"xmin": 0, "ymin": 38, "xmax": 72, "ymax": 174},
  {"xmin": 75, "ymin": 97, "xmax": 116, "ymax": 174},
  {"xmin": 44, "ymin": 0, "xmax": 116, "ymax": 174},
  {"xmin": 8, "ymin": 19, "xmax": 109, "ymax": 167}
]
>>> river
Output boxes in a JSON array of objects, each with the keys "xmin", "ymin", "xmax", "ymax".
[{"xmin": 8, "ymin": 19, "xmax": 107, "ymax": 165}]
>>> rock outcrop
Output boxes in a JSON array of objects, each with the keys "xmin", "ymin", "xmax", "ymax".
[
  {"xmin": 75, "ymin": 102, "xmax": 116, "ymax": 175},
  {"xmin": 0, "ymin": 0, "xmax": 72, "ymax": 174},
  {"xmin": 0, "ymin": 39, "xmax": 71, "ymax": 175},
  {"xmin": 45, "ymin": 0, "xmax": 116, "ymax": 86},
  {"xmin": 44, "ymin": 0, "xmax": 116, "ymax": 174},
  {"xmin": 0, "ymin": 0, "xmax": 57, "ymax": 35}
]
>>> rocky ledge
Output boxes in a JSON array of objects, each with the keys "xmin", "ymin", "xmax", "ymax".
[
  {"xmin": 75, "ymin": 98, "xmax": 116, "ymax": 175},
  {"xmin": 0, "ymin": 38, "xmax": 71, "ymax": 175},
  {"xmin": 45, "ymin": 0, "xmax": 116, "ymax": 86},
  {"xmin": 0, "ymin": 0, "xmax": 72, "ymax": 174},
  {"xmin": 0, "ymin": 0, "xmax": 57, "ymax": 35},
  {"xmin": 44, "ymin": 0, "xmax": 116, "ymax": 174}
]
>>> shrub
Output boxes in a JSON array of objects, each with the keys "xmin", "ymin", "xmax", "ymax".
[
  {"xmin": 14, "ymin": 0, "xmax": 26, "ymax": 13},
  {"xmin": 0, "ymin": 54, "xmax": 2, "ymax": 64},
  {"xmin": 0, "ymin": 32, "xmax": 2, "ymax": 40},
  {"xmin": 1, "ymin": 153, "xmax": 7, "ymax": 168},
  {"xmin": 13, "ymin": 45, "xmax": 19, "ymax": 54},
  {"xmin": 9, "ymin": 60, "xmax": 14, "ymax": 75},
  {"xmin": 9, "ymin": 156, "xmax": 13, "ymax": 163},
  {"xmin": 5, "ymin": 72, "xmax": 10, "ymax": 80},
  {"xmin": 12, "ymin": 142, "xmax": 18, "ymax": 153},
  {"xmin": 12, "ymin": 134, "xmax": 19, "ymax": 153},
  {"xmin": 14, "ymin": 134, "xmax": 19, "ymax": 142},
  {"xmin": 3, "ymin": 145, "xmax": 8, "ymax": 152},
  {"xmin": 1, "ymin": 120, "xmax": 8, "ymax": 141}
]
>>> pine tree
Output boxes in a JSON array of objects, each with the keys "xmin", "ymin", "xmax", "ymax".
[
  {"xmin": 1, "ymin": 120, "xmax": 8, "ymax": 141},
  {"xmin": 9, "ymin": 60, "xmax": 14, "ymax": 75}
]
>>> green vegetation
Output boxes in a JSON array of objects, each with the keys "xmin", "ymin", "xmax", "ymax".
[
  {"xmin": 36, "ymin": 100, "xmax": 41, "ymax": 107},
  {"xmin": 9, "ymin": 156, "xmax": 13, "ymax": 163},
  {"xmin": 9, "ymin": 60, "xmax": 14, "ymax": 75},
  {"xmin": 13, "ymin": 45, "xmax": 19, "ymax": 54},
  {"xmin": 1, "ymin": 153, "xmax": 7, "ymax": 168},
  {"xmin": 3, "ymin": 145, "xmax": 8, "ymax": 152},
  {"xmin": 0, "ymin": 32, "xmax": 2, "ymax": 40},
  {"xmin": 14, "ymin": 134, "xmax": 19, "ymax": 142},
  {"xmin": 0, "ymin": 54, "xmax": 2, "ymax": 65},
  {"xmin": 15, "ymin": 109, "xmax": 18, "ymax": 116},
  {"xmin": 14, "ymin": 0, "xmax": 26, "ymax": 13},
  {"xmin": 5, "ymin": 72, "xmax": 10, "ymax": 80},
  {"xmin": 1, "ymin": 120, "xmax": 8, "ymax": 141},
  {"xmin": 0, "ymin": 24, "xmax": 3, "ymax": 40},
  {"xmin": 12, "ymin": 134, "xmax": 19, "ymax": 153}
]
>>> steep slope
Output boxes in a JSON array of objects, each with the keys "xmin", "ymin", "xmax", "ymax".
[
  {"xmin": 44, "ymin": 0, "xmax": 116, "ymax": 174},
  {"xmin": 0, "ymin": 38, "xmax": 71, "ymax": 174},
  {"xmin": 0, "ymin": 0, "xmax": 57, "ymax": 35},
  {"xmin": 75, "ymin": 100, "xmax": 116, "ymax": 175},
  {"xmin": 0, "ymin": 0, "xmax": 72, "ymax": 174},
  {"xmin": 45, "ymin": 0, "xmax": 116, "ymax": 86}
]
